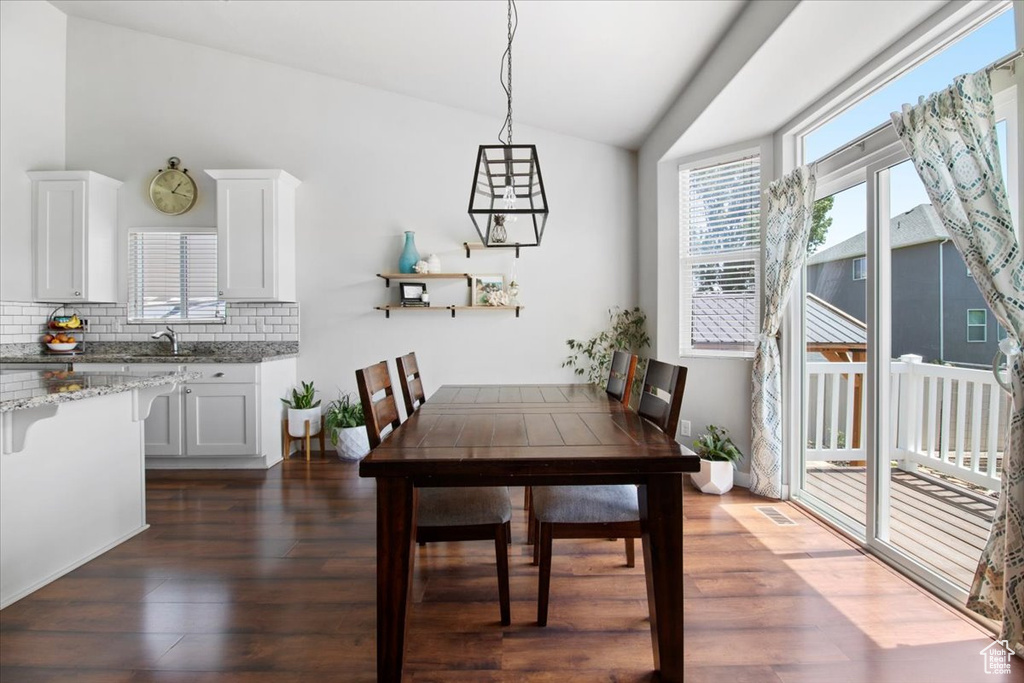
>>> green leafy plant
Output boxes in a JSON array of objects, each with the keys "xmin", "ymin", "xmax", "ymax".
[
  {"xmin": 281, "ymin": 381, "xmax": 321, "ymax": 410},
  {"xmin": 324, "ymin": 393, "xmax": 365, "ymax": 445},
  {"xmin": 563, "ymin": 307, "xmax": 651, "ymax": 401},
  {"xmin": 694, "ymin": 425, "xmax": 743, "ymax": 468}
]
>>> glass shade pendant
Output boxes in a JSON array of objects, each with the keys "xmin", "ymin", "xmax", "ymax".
[{"xmin": 468, "ymin": 0, "xmax": 549, "ymax": 250}]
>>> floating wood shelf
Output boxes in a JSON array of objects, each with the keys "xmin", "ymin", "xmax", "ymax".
[
  {"xmin": 464, "ymin": 242, "xmax": 522, "ymax": 258},
  {"xmin": 377, "ymin": 273, "xmax": 473, "ymax": 287},
  {"xmin": 374, "ymin": 305, "xmax": 523, "ymax": 319}
]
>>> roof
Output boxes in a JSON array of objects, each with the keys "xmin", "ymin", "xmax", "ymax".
[
  {"xmin": 691, "ymin": 293, "xmax": 866, "ymax": 346},
  {"xmin": 807, "ymin": 204, "xmax": 948, "ymax": 266}
]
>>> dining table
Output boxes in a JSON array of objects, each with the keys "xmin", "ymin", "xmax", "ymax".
[{"xmin": 358, "ymin": 383, "xmax": 700, "ymax": 682}]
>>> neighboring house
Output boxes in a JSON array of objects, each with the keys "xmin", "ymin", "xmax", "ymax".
[{"xmin": 806, "ymin": 204, "xmax": 1003, "ymax": 366}]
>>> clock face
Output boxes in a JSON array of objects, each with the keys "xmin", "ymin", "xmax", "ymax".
[{"xmin": 149, "ymin": 168, "xmax": 197, "ymax": 215}]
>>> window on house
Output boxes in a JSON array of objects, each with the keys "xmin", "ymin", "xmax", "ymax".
[
  {"xmin": 128, "ymin": 231, "xmax": 225, "ymax": 323},
  {"xmin": 852, "ymin": 257, "xmax": 867, "ymax": 281},
  {"xmin": 679, "ymin": 153, "xmax": 761, "ymax": 356},
  {"xmin": 967, "ymin": 309, "xmax": 987, "ymax": 342}
]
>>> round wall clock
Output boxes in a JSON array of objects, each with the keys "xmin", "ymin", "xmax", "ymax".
[{"xmin": 149, "ymin": 157, "xmax": 197, "ymax": 215}]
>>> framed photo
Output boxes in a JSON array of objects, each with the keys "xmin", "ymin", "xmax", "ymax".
[
  {"xmin": 471, "ymin": 275, "xmax": 505, "ymax": 306},
  {"xmin": 400, "ymin": 282, "xmax": 427, "ymax": 307}
]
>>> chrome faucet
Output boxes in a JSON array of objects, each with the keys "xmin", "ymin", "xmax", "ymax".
[{"xmin": 151, "ymin": 326, "xmax": 178, "ymax": 355}]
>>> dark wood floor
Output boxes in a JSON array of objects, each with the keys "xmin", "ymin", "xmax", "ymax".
[{"xmin": 1, "ymin": 458, "xmax": 1020, "ymax": 682}]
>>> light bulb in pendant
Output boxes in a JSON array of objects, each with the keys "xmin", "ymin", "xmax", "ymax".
[{"xmin": 502, "ymin": 181, "xmax": 518, "ymax": 224}]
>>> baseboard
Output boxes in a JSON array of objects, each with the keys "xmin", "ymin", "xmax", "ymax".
[
  {"xmin": 733, "ymin": 471, "xmax": 751, "ymax": 488},
  {"xmin": 0, "ymin": 525, "xmax": 149, "ymax": 609},
  {"xmin": 146, "ymin": 455, "xmax": 274, "ymax": 470}
]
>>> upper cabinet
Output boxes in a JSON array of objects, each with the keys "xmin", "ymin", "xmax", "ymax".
[
  {"xmin": 28, "ymin": 171, "xmax": 121, "ymax": 303},
  {"xmin": 205, "ymin": 169, "xmax": 300, "ymax": 302}
]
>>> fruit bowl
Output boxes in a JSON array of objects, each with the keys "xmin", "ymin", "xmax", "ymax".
[{"xmin": 46, "ymin": 342, "xmax": 78, "ymax": 352}]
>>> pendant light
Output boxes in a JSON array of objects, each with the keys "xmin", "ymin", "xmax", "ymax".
[{"xmin": 468, "ymin": 0, "xmax": 548, "ymax": 251}]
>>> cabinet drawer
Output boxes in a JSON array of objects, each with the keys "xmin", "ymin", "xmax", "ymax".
[{"xmin": 185, "ymin": 364, "xmax": 256, "ymax": 383}]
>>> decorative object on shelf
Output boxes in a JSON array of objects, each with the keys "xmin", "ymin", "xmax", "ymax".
[
  {"xmin": 508, "ymin": 258, "xmax": 520, "ymax": 305},
  {"xmin": 471, "ymin": 275, "xmax": 505, "ymax": 306},
  {"xmin": 413, "ymin": 260, "xmax": 430, "ymax": 274},
  {"xmin": 149, "ymin": 157, "xmax": 197, "ymax": 216},
  {"xmin": 42, "ymin": 305, "xmax": 87, "ymax": 355},
  {"xmin": 281, "ymin": 380, "xmax": 322, "ymax": 439},
  {"xmin": 563, "ymin": 307, "xmax": 650, "ymax": 408},
  {"xmin": 324, "ymin": 393, "xmax": 370, "ymax": 461},
  {"xmin": 427, "ymin": 253, "xmax": 441, "ymax": 273},
  {"xmin": 398, "ymin": 231, "xmax": 420, "ymax": 273},
  {"xmin": 486, "ymin": 290, "xmax": 511, "ymax": 307},
  {"xmin": 420, "ymin": 291, "xmax": 430, "ymax": 304},
  {"xmin": 400, "ymin": 282, "xmax": 429, "ymax": 307},
  {"xmin": 468, "ymin": 0, "xmax": 548, "ymax": 250},
  {"xmin": 691, "ymin": 425, "xmax": 742, "ymax": 495}
]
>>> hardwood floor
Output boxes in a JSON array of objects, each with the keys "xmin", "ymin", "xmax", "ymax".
[{"xmin": 1, "ymin": 458, "xmax": 1021, "ymax": 682}]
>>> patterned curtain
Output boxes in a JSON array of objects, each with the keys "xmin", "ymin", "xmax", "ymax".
[
  {"xmin": 891, "ymin": 70, "xmax": 1023, "ymax": 657},
  {"xmin": 750, "ymin": 166, "xmax": 816, "ymax": 498}
]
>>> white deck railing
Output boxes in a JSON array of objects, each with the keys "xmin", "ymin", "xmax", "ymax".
[{"xmin": 806, "ymin": 355, "xmax": 1008, "ymax": 491}]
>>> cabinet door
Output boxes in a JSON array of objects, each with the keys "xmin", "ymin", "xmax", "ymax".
[
  {"xmin": 184, "ymin": 383, "xmax": 259, "ymax": 456},
  {"xmin": 35, "ymin": 180, "xmax": 86, "ymax": 301},
  {"xmin": 217, "ymin": 179, "xmax": 276, "ymax": 300},
  {"xmin": 145, "ymin": 386, "xmax": 184, "ymax": 456}
]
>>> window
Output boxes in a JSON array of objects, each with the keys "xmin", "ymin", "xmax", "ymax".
[
  {"xmin": 679, "ymin": 153, "xmax": 760, "ymax": 356},
  {"xmin": 852, "ymin": 257, "xmax": 866, "ymax": 281},
  {"xmin": 967, "ymin": 309, "xmax": 987, "ymax": 342},
  {"xmin": 129, "ymin": 231, "xmax": 225, "ymax": 323}
]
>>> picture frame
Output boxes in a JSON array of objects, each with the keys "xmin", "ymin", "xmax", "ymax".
[
  {"xmin": 400, "ymin": 282, "xmax": 428, "ymax": 307},
  {"xmin": 471, "ymin": 275, "xmax": 505, "ymax": 306}
]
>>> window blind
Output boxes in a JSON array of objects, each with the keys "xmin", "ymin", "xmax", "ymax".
[
  {"xmin": 679, "ymin": 154, "xmax": 761, "ymax": 355},
  {"xmin": 128, "ymin": 232, "xmax": 225, "ymax": 322}
]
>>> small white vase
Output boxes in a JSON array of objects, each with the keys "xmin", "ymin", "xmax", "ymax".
[
  {"xmin": 287, "ymin": 407, "xmax": 322, "ymax": 438},
  {"xmin": 690, "ymin": 459, "xmax": 734, "ymax": 495},
  {"xmin": 334, "ymin": 426, "xmax": 370, "ymax": 460},
  {"xmin": 427, "ymin": 253, "xmax": 441, "ymax": 273}
]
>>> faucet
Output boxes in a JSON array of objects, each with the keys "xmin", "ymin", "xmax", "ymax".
[{"xmin": 151, "ymin": 326, "xmax": 178, "ymax": 355}]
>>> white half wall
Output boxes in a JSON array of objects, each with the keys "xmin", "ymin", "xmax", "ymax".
[
  {"xmin": 61, "ymin": 18, "xmax": 638, "ymax": 401},
  {"xmin": 0, "ymin": 1, "xmax": 67, "ymax": 303}
]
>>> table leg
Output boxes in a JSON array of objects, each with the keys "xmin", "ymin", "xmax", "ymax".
[
  {"xmin": 376, "ymin": 478, "xmax": 418, "ymax": 682},
  {"xmin": 639, "ymin": 474, "xmax": 683, "ymax": 683}
]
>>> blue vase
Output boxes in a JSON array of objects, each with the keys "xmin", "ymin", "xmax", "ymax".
[{"xmin": 398, "ymin": 231, "xmax": 420, "ymax": 274}]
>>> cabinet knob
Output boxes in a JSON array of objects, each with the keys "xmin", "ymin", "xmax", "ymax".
[
  {"xmin": 74, "ymin": 291, "xmax": 81, "ymax": 296},
  {"xmin": 214, "ymin": 372, "xmax": 225, "ymax": 378},
  {"xmin": 186, "ymin": 388, "xmax": 192, "ymax": 394},
  {"xmin": 218, "ymin": 290, "xmax": 224, "ymax": 296}
]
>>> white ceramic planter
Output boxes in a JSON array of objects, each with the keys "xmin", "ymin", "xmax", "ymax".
[
  {"xmin": 334, "ymin": 426, "xmax": 370, "ymax": 461},
  {"xmin": 287, "ymin": 407, "xmax": 322, "ymax": 438},
  {"xmin": 690, "ymin": 459, "xmax": 734, "ymax": 495}
]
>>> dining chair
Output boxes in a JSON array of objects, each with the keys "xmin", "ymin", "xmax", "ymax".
[
  {"xmin": 396, "ymin": 352, "xmax": 426, "ymax": 417},
  {"xmin": 356, "ymin": 359, "xmax": 513, "ymax": 626},
  {"xmin": 530, "ymin": 358, "xmax": 687, "ymax": 627}
]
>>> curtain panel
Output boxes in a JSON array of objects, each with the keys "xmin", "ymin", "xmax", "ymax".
[
  {"xmin": 750, "ymin": 166, "xmax": 816, "ymax": 498},
  {"xmin": 891, "ymin": 69, "xmax": 1023, "ymax": 657}
]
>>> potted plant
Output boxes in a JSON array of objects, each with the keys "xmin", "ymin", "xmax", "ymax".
[
  {"xmin": 691, "ymin": 425, "xmax": 742, "ymax": 495},
  {"xmin": 281, "ymin": 381, "xmax": 322, "ymax": 438},
  {"xmin": 324, "ymin": 393, "xmax": 370, "ymax": 461},
  {"xmin": 563, "ymin": 306, "xmax": 651, "ymax": 408}
]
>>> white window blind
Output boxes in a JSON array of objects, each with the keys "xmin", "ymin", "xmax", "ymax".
[
  {"xmin": 679, "ymin": 154, "xmax": 761, "ymax": 356},
  {"xmin": 129, "ymin": 231, "xmax": 225, "ymax": 322}
]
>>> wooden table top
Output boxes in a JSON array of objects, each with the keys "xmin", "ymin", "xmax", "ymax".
[{"xmin": 359, "ymin": 384, "xmax": 700, "ymax": 479}]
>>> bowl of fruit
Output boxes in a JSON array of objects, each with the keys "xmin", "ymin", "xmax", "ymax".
[{"xmin": 43, "ymin": 332, "xmax": 78, "ymax": 352}]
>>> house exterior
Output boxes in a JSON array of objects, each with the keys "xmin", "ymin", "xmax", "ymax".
[{"xmin": 806, "ymin": 204, "xmax": 1003, "ymax": 367}]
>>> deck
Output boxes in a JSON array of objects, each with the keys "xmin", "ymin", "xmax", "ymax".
[{"xmin": 804, "ymin": 467, "xmax": 995, "ymax": 590}]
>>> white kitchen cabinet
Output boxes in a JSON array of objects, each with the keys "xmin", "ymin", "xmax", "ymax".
[
  {"xmin": 205, "ymin": 170, "xmax": 299, "ymax": 302},
  {"xmin": 184, "ymin": 383, "xmax": 258, "ymax": 456},
  {"xmin": 28, "ymin": 171, "xmax": 121, "ymax": 303},
  {"xmin": 145, "ymin": 386, "xmax": 184, "ymax": 456}
]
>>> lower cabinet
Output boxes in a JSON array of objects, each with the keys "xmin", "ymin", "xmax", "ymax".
[
  {"xmin": 144, "ymin": 388, "xmax": 184, "ymax": 456},
  {"xmin": 184, "ymin": 383, "xmax": 258, "ymax": 456}
]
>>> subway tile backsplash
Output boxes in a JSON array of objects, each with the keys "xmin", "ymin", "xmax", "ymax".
[{"xmin": 0, "ymin": 301, "xmax": 300, "ymax": 345}]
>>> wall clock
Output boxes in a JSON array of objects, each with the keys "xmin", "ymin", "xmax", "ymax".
[{"xmin": 149, "ymin": 157, "xmax": 197, "ymax": 215}]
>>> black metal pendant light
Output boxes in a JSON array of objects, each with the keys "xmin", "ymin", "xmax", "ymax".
[{"xmin": 468, "ymin": 0, "xmax": 548, "ymax": 250}]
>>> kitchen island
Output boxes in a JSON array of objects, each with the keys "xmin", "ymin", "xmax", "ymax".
[{"xmin": 0, "ymin": 366, "xmax": 198, "ymax": 607}]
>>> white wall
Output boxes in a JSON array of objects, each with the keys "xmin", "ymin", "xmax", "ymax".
[
  {"xmin": 60, "ymin": 18, "xmax": 637, "ymax": 400},
  {"xmin": 0, "ymin": 1, "xmax": 67, "ymax": 302}
]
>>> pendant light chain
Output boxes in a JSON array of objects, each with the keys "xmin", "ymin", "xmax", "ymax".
[{"xmin": 498, "ymin": 0, "xmax": 518, "ymax": 146}]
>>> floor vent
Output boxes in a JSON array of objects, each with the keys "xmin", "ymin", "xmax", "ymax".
[{"xmin": 755, "ymin": 506, "xmax": 797, "ymax": 526}]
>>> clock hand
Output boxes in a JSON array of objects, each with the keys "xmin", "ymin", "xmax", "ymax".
[{"xmin": 171, "ymin": 182, "xmax": 183, "ymax": 193}]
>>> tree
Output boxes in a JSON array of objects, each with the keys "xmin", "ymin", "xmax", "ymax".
[{"xmin": 807, "ymin": 196, "xmax": 834, "ymax": 254}]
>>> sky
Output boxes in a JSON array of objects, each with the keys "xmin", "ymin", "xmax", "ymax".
[{"xmin": 804, "ymin": 9, "xmax": 1016, "ymax": 253}]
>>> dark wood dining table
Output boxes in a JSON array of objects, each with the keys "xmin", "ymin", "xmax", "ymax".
[{"xmin": 358, "ymin": 383, "xmax": 700, "ymax": 682}]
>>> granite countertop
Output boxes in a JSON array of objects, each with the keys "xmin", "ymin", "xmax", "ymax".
[
  {"xmin": 0, "ymin": 368, "xmax": 201, "ymax": 413},
  {"xmin": 0, "ymin": 341, "xmax": 298, "ymax": 365}
]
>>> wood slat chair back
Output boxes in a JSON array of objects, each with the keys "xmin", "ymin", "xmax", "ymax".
[
  {"xmin": 355, "ymin": 361, "xmax": 401, "ymax": 449},
  {"xmin": 396, "ymin": 352, "xmax": 426, "ymax": 416},
  {"xmin": 637, "ymin": 359, "xmax": 688, "ymax": 437},
  {"xmin": 605, "ymin": 350, "xmax": 638, "ymax": 406}
]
